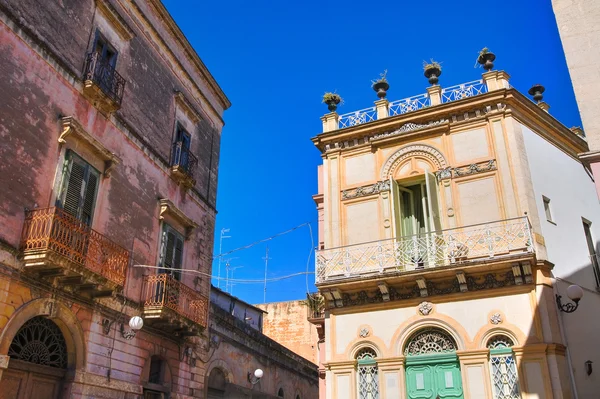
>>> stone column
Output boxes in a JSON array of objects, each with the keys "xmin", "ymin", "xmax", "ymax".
[
  {"xmin": 375, "ymin": 99, "xmax": 390, "ymax": 120},
  {"xmin": 427, "ymin": 85, "xmax": 442, "ymax": 106},
  {"xmin": 321, "ymin": 113, "xmax": 339, "ymax": 133},
  {"xmin": 483, "ymin": 71, "xmax": 511, "ymax": 91}
]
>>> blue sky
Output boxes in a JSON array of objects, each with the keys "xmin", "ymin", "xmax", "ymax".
[{"xmin": 162, "ymin": 0, "xmax": 581, "ymax": 305}]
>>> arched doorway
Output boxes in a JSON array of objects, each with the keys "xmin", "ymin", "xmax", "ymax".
[
  {"xmin": 207, "ymin": 368, "xmax": 227, "ymax": 398},
  {"xmin": 404, "ymin": 328, "xmax": 463, "ymax": 399},
  {"xmin": 3, "ymin": 316, "xmax": 68, "ymax": 399}
]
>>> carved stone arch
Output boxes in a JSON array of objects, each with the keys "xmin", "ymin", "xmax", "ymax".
[
  {"xmin": 381, "ymin": 144, "xmax": 447, "ymax": 179},
  {"xmin": 349, "ymin": 341, "xmax": 383, "ymax": 360},
  {"xmin": 0, "ymin": 298, "xmax": 86, "ymax": 371},
  {"xmin": 403, "ymin": 327, "xmax": 458, "ymax": 356},
  {"xmin": 205, "ymin": 358, "xmax": 234, "ymax": 385},
  {"xmin": 395, "ymin": 318, "xmax": 467, "ymax": 356}
]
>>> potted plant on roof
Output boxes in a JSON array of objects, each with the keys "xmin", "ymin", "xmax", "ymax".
[
  {"xmin": 371, "ymin": 69, "xmax": 389, "ymax": 99},
  {"xmin": 423, "ymin": 59, "xmax": 442, "ymax": 85},
  {"xmin": 477, "ymin": 47, "xmax": 496, "ymax": 71},
  {"xmin": 322, "ymin": 92, "xmax": 343, "ymax": 112}
]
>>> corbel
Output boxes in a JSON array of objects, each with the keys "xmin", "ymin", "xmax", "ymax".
[
  {"xmin": 456, "ymin": 271, "xmax": 468, "ymax": 292},
  {"xmin": 378, "ymin": 282, "xmax": 390, "ymax": 302},
  {"xmin": 512, "ymin": 264, "xmax": 523, "ymax": 285},
  {"xmin": 416, "ymin": 278, "xmax": 428, "ymax": 297}
]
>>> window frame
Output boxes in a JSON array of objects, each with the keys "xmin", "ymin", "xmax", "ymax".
[
  {"xmin": 355, "ymin": 347, "xmax": 380, "ymax": 399},
  {"xmin": 542, "ymin": 196, "xmax": 554, "ymax": 224},
  {"xmin": 487, "ymin": 335, "xmax": 521, "ymax": 399},
  {"xmin": 92, "ymin": 30, "xmax": 118, "ymax": 67},
  {"xmin": 158, "ymin": 222, "xmax": 185, "ymax": 281}
]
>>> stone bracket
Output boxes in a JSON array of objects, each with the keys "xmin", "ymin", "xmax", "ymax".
[
  {"xmin": 378, "ymin": 282, "xmax": 390, "ymax": 302},
  {"xmin": 416, "ymin": 278, "xmax": 428, "ymax": 297},
  {"xmin": 456, "ymin": 271, "xmax": 468, "ymax": 292}
]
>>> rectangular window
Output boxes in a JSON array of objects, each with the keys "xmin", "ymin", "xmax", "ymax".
[
  {"xmin": 93, "ymin": 31, "xmax": 118, "ymax": 67},
  {"xmin": 57, "ymin": 150, "xmax": 100, "ymax": 226},
  {"xmin": 543, "ymin": 196, "xmax": 553, "ymax": 223},
  {"xmin": 172, "ymin": 124, "xmax": 192, "ymax": 171},
  {"xmin": 582, "ymin": 219, "xmax": 600, "ymax": 287},
  {"xmin": 159, "ymin": 223, "xmax": 184, "ymax": 281}
]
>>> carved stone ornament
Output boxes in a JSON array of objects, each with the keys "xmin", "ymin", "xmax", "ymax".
[
  {"xmin": 371, "ymin": 119, "xmax": 447, "ymax": 141},
  {"xmin": 490, "ymin": 313, "xmax": 503, "ymax": 325},
  {"xmin": 381, "ymin": 144, "xmax": 448, "ymax": 179},
  {"xmin": 342, "ymin": 180, "xmax": 390, "ymax": 200},
  {"xmin": 418, "ymin": 301, "xmax": 433, "ymax": 316},
  {"xmin": 158, "ymin": 199, "xmax": 199, "ymax": 240},
  {"xmin": 359, "ymin": 327, "xmax": 370, "ymax": 338}
]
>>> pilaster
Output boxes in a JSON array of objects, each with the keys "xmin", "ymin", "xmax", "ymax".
[{"xmin": 321, "ymin": 113, "xmax": 339, "ymax": 133}]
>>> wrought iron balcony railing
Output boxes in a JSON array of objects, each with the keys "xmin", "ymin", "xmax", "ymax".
[
  {"xmin": 315, "ymin": 217, "xmax": 533, "ymax": 284},
  {"xmin": 142, "ymin": 273, "xmax": 208, "ymax": 328},
  {"xmin": 171, "ymin": 141, "xmax": 198, "ymax": 180},
  {"xmin": 336, "ymin": 80, "xmax": 488, "ymax": 129},
  {"xmin": 83, "ymin": 52, "xmax": 126, "ymax": 106},
  {"xmin": 20, "ymin": 207, "xmax": 129, "ymax": 286}
]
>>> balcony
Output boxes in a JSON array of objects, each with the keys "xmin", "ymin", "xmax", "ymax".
[
  {"xmin": 82, "ymin": 52, "xmax": 126, "ymax": 113},
  {"xmin": 20, "ymin": 207, "xmax": 129, "ymax": 296},
  {"xmin": 336, "ymin": 80, "xmax": 488, "ymax": 130},
  {"xmin": 170, "ymin": 141, "xmax": 198, "ymax": 188},
  {"xmin": 316, "ymin": 217, "xmax": 534, "ymax": 285},
  {"xmin": 142, "ymin": 273, "xmax": 208, "ymax": 336}
]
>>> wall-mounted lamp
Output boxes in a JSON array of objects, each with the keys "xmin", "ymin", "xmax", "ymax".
[
  {"xmin": 203, "ymin": 333, "xmax": 221, "ymax": 351},
  {"xmin": 120, "ymin": 316, "xmax": 144, "ymax": 340},
  {"xmin": 556, "ymin": 285, "xmax": 584, "ymax": 313},
  {"xmin": 179, "ymin": 345, "xmax": 193, "ymax": 362},
  {"xmin": 247, "ymin": 368, "xmax": 263, "ymax": 385},
  {"xmin": 585, "ymin": 360, "xmax": 593, "ymax": 376}
]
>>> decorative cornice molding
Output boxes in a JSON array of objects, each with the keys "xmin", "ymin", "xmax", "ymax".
[
  {"xmin": 175, "ymin": 91, "xmax": 202, "ymax": 123},
  {"xmin": 158, "ymin": 199, "xmax": 198, "ymax": 239},
  {"xmin": 372, "ymin": 119, "xmax": 448, "ymax": 141},
  {"xmin": 58, "ymin": 116, "xmax": 121, "ymax": 177},
  {"xmin": 381, "ymin": 144, "xmax": 447, "ymax": 179},
  {"xmin": 453, "ymin": 159, "xmax": 496, "ymax": 177},
  {"xmin": 95, "ymin": 0, "xmax": 135, "ymax": 40},
  {"xmin": 341, "ymin": 181, "xmax": 390, "ymax": 200}
]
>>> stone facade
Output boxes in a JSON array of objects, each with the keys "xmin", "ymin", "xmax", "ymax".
[
  {"xmin": 552, "ymin": 0, "xmax": 600, "ymax": 197},
  {"xmin": 0, "ymin": 0, "xmax": 231, "ymax": 398},
  {"xmin": 256, "ymin": 300, "xmax": 320, "ymax": 365},
  {"xmin": 206, "ymin": 293, "xmax": 318, "ymax": 398},
  {"xmin": 310, "ymin": 69, "xmax": 595, "ymax": 398}
]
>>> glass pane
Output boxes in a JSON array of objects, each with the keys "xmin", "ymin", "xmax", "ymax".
[{"xmin": 491, "ymin": 354, "xmax": 520, "ymax": 399}]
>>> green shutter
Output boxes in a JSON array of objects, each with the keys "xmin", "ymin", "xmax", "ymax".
[
  {"xmin": 59, "ymin": 151, "xmax": 99, "ymax": 225},
  {"xmin": 173, "ymin": 236, "xmax": 183, "ymax": 281},
  {"xmin": 159, "ymin": 224, "xmax": 184, "ymax": 280}
]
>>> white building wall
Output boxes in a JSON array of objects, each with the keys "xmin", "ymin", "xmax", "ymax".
[{"xmin": 521, "ymin": 123, "xmax": 600, "ymax": 396}]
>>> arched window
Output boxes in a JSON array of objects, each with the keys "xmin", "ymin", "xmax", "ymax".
[
  {"xmin": 208, "ymin": 368, "xmax": 227, "ymax": 398},
  {"xmin": 277, "ymin": 387, "xmax": 284, "ymax": 398},
  {"xmin": 404, "ymin": 328, "xmax": 457, "ymax": 356},
  {"xmin": 8, "ymin": 316, "xmax": 67, "ymax": 369},
  {"xmin": 356, "ymin": 348, "xmax": 379, "ymax": 399},
  {"xmin": 487, "ymin": 335, "xmax": 521, "ymax": 399}
]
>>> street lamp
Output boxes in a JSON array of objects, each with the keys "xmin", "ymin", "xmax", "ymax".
[
  {"xmin": 556, "ymin": 284, "xmax": 584, "ymax": 313},
  {"xmin": 121, "ymin": 315, "xmax": 144, "ymax": 339},
  {"xmin": 248, "ymin": 368, "xmax": 263, "ymax": 385}
]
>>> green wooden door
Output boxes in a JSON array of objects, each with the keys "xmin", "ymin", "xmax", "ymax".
[{"xmin": 405, "ymin": 356, "xmax": 463, "ymax": 399}]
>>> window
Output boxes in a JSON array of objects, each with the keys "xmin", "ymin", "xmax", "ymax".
[
  {"xmin": 487, "ymin": 335, "xmax": 520, "ymax": 399},
  {"xmin": 148, "ymin": 356, "xmax": 164, "ymax": 384},
  {"xmin": 356, "ymin": 348, "xmax": 379, "ymax": 399},
  {"xmin": 159, "ymin": 223, "xmax": 184, "ymax": 281},
  {"xmin": 582, "ymin": 219, "xmax": 600, "ymax": 287},
  {"xmin": 172, "ymin": 124, "xmax": 192, "ymax": 173},
  {"xmin": 57, "ymin": 150, "xmax": 100, "ymax": 226},
  {"xmin": 277, "ymin": 388, "xmax": 284, "ymax": 398},
  {"xmin": 93, "ymin": 31, "xmax": 118, "ymax": 67},
  {"xmin": 543, "ymin": 196, "xmax": 554, "ymax": 223}
]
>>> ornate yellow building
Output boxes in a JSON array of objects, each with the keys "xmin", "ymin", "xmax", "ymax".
[{"xmin": 311, "ymin": 65, "xmax": 598, "ymax": 398}]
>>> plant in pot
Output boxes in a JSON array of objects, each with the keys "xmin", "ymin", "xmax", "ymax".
[
  {"xmin": 322, "ymin": 92, "xmax": 343, "ymax": 112},
  {"xmin": 302, "ymin": 292, "xmax": 325, "ymax": 319},
  {"xmin": 371, "ymin": 69, "xmax": 389, "ymax": 99},
  {"xmin": 423, "ymin": 60, "xmax": 442, "ymax": 85},
  {"xmin": 476, "ymin": 47, "xmax": 496, "ymax": 71}
]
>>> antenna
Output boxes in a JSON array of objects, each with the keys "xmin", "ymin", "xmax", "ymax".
[
  {"xmin": 217, "ymin": 228, "xmax": 231, "ymax": 288},
  {"xmin": 223, "ymin": 257, "xmax": 239, "ymax": 293},
  {"xmin": 228, "ymin": 265, "xmax": 244, "ymax": 295},
  {"xmin": 262, "ymin": 245, "xmax": 271, "ymax": 303}
]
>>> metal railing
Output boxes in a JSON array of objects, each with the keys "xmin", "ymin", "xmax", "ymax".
[
  {"xmin": 441, "ymin": 80, "xmax": 487, "ymax": 103},
  {"xmin": 83, "ymin": 52, "xmax": 126, "ymax": 106},
  {"xmin": 315, "ymin": 217, "xmax": 533, "ymax": 283},
  {"xmin": 142, "ymin": 273, "xmax": 208, "ymax": 328},
  {"xmin": 339, "ymin": 106, "xmax": 377, "ymax": 129},
  {"xmin": 171, "ymin": 141, "xmax": 198, "ymax": 180},
  {"xmin": 389, "ymin": 93, "xmax": 430, "ymax": 116},
  {"xmin": 20, "ymin": 207, "xmax": 129, "ymax": 286}
]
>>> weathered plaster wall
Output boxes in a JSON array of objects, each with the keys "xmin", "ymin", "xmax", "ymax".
[
  {"xmin": 256, "ymin": 300, "xmax": 319, "ymax": 365},
  {"xmin": 208, "ymin": 304, "xmax": 319, "ymax": 399}
]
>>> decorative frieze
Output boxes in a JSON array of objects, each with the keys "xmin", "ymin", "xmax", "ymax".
[
  {"xmin": 341, "ymin": 180, "xmax": 390, "ymax": 200},
  {"xmin": 435, "ymin": 159, "xmax": 497, "ymax": 181},
  {"xmin": 371, "ymin": 119, "xmax": 448, "ymax": 141}
]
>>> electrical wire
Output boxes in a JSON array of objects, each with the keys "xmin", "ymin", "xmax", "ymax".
[
  {"xmin": 134, "ymin": 264, "xmax": 314, "ymax": 283},
  {"xmin": 212, "ymin": 222, "xmax": 310, "ymax": 259}
]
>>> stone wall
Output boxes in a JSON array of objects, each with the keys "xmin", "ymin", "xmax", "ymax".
[
  {"xmin": 256, "ymin": 301, "xmax": 319, "ymax": 365},
  {"xmin": 207, "ymin": 304, "xmax": 318, "ymax": 399}
]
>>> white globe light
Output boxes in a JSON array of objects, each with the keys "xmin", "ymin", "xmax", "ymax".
[
  {"xmin": 129, "ymin": 316, "xmax": 144, "ymax": 331},
  {"xmin": 566, "ymin": 285, "xmax": 584, "ymax": 302},
  {"xmin": 254, "ymin": 369, "xmax": 264, "ymax": 379}
]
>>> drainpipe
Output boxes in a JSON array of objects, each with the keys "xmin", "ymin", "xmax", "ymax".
[{"xmin": 552, "ymin": 278, "xmax": 579, "ymax": 399}]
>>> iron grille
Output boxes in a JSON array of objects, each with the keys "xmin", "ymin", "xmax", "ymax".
[
  {"xmin": 83, "ymin": 52, "xmax": 126, "ymax": 106},
  {"xmin": 171, "ymin": 141, "xmax": 198, "ymax": 180},
  {"xmin": 8, "ymin": 316, "xmax": 67, "ymax": 369}
]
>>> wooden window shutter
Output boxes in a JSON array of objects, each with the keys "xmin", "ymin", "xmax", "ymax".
[
  {"xmin": 159, "ymin": 224, "xmax": 184, "ymax": 280},
  {"xmin": 59, "ymin": 150, "xmax": 100, "ymax": 225}
]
